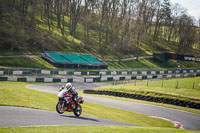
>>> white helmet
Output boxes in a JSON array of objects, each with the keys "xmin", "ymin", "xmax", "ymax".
[{"xmin": 65, "ymin": 82, "xmax": 72, "ymax": 91}]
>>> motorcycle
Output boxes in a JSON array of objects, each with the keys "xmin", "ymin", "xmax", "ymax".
[{"xmin": 56, "ymin": 91, "xmax": 84, "ymax": 117}]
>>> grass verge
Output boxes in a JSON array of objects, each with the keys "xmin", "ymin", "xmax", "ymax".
[
  {"xmin": 0, "ymin": 57, "xmax": 56, "ymax": 69},
  {"xmin": 93, "ymin": 77, "xmax": 200, "ymax": 104},
  {"xmin": 107, "ymin": 59, "xmax": 200, "ymax": 70},
  {"xmin": 0, "ymin": 81, "xmax": 173, "ymax": 128},
  {"xmin": 79, "ymin": 91, "xmax": 200, "ymax": 115},
  {"xmin": 0, "ymin": 126, "xmax": 199, "ymax": 133}
]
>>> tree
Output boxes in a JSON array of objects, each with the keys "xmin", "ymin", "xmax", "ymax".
[
  {"xmin": 19, "ymin": 0, "xmax": 30, "ymax": 25},
  {"xmin": 44, "ymin": 0, "xmax": 52, "ymax": 31},
  {"xmin": 167, "ymin": 3, "xmax": 185, "ymax": 42},
  {"xmin": 135, "ymin": 0, "xmax": 146, "ymax": 60},
  {"xmin": 98, "ymin": 0, "xmax": 110, "ymax": 59},
  {"xmin": 69, "ymin": 0, "xmax": 82, "ymax": 36},
  {"xmin": 82, "ymin": 0, "xmax": 95, "ymax": 48},
  {"xmin": 177, "ymin": 14, "xmax": 196, "ymax": 54},
  {"xmin": 152, "ymin": 1, "xmax": 162, "ymax": 44}
]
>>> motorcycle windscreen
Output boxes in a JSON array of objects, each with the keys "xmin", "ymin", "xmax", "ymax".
[{"xmin": 57, "ymin": 89, "xmax": 67, "ymax": 98}]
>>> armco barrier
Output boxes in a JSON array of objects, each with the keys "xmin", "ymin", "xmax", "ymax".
[
  {"xmin": 84, "ymin": 72, "xmax": 198, "ymax": 82},
  {"xmin": 0, "ymin": 68, "xmax": 200, "ymax": 77},
  {"xmin": 83, "ymin": 90, "xmax": 200, "ymax": 109},
  {"xmin": 0, "ymin": 77, "xmax": 73, "ymax": 83}
]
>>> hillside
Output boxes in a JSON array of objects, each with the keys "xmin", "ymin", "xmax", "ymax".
[
  {"xmin": 1, "ymin": 16, "xmax": 199, "ymax": 58},
  {"xmin": 0, "ymin": 0, "xmax": 200, "ymax": 70}
]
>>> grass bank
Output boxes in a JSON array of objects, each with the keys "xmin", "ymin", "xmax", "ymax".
[
  {"xmin": 0, "ymin": 57, "xmax": 56, "ymax": 69},
  {"xmin": 107, "ymin": 59, "xmax": 200, "ymax": 70},
  {"xmin": 93, "ymin": 77, "xmax": 200, "ymax": 104}
]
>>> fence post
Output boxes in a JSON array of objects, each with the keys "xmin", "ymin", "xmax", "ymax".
[
  {"xmin": 147, "ymin": 80, "xmax": 149, "ymax": 87},
  {"xmin": 113, "ymin": 81, "xmax": 115, "ymax": 85},
  {"xmin": 192, "ymin": 81, "xmax": 195, "ymax": 89},
  {"xmin": 135, "ymin": 80, "xmax": 136, "ymax": 86},
  {"xmin": 176, "ymin": 81, "xmax": 179, "ymax": 89},
  {"xmin": 27, "ymin": 68, "xmax": 29, "ymax": 77},
  {"xmin": 8, "ymin": 69, "xmax": 10, "ymax": 76}
]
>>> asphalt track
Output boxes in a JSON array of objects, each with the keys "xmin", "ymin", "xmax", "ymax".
[
  {"xmin": 26, "ymin": 83, "xmax": 200, "ymax": 130},
  {"xmin": 0, "ymin": 106, "xmax": 135, "ymax": 127}
]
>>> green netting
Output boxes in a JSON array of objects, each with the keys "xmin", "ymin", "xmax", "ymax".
[
  {"xmin": 61, "ymin": 54, "xmax": 88, "ymax": 64},
  {"xmin": 81, "ymin": 55, "xmax": 102, "ymax": 65},
  {"xmin": 46, "ymin": 52, "xmax": 70, "ymax": 63}
]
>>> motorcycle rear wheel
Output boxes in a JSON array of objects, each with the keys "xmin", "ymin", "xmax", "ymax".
[
  {"xmin": 73, "ymin": 104, "xmax": 82, "ymax": 117},
  {"xmin": 56, "ymin": 101, "xmax": 65, "ymax": 114}
]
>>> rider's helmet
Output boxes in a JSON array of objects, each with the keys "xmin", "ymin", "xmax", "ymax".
[{"xmin": 65, "ymin": 82, "xmax": 72, "ymax": 91}]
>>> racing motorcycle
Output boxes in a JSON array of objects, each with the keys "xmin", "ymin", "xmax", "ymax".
[{"xmin": 56, "ymin": 91, "xmax": 84, "ymax": 117}]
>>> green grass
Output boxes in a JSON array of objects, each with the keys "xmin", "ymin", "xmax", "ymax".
[
  {"xmin": 0, "ymin": 126, "xmax": 199, "ymax": 133},
  {"xmin": 93, "ymin": 77, "xmax": 200, "ymax": 103},
  {"xmin": 0, "ymin": 57, "xmax": 56, "ymax": 69},
  {"xmin": 167, "ymin": 60, "xmax": 200, "ymax": 68},
  {"xmin": 79, "ymin": 90, "xmax": 200, "ymax": 115},
  {"xmin": 134, "ymin": 78, "xmax": 200, "ymax": 90},
  {"xmin": 0, "ymin": 49, "xmax": 41, "ymax": 56},
  {"xmin": 1, "ymin": 56, "xmax": 200, "ymax": 70},
  {"xmin": 0, "ymin": 81, "xmax": 174, "ymax": 128},
  {"xmin": 107, "ymin": 59, "xmax": 200, "ymax": 70},
  {"xmin": 0, "ymin": 82, "xmax": 57, "ymax": 110},
  {"xmin": 107, "ymin": 59, "xmax": 164, "ymax": 70}
]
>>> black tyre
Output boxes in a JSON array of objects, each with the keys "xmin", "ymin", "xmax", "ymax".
[
  {"xmin": 56, "ymin": 101, "xmax": 65, "ymax": 114},
  {"xmin": 73, "ymin": 104, "xmax": 82, "ymax": 117}
]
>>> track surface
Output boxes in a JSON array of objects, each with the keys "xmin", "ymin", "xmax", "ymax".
[
  {"xmin": 0, "ymin": 106, "xmax": 136, "ymax": 127},
  {"xmin": 27, "ymin": 83, "xmax": 200, "ymax": 130}
]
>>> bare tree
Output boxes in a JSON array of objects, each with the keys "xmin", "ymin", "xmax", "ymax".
[
  {"xmin": 82, "ymin": 0, "xmax": 95, "ymax": 48},
  {"xmin": 19, "ymin": 0, "xmax": 30, "ymax": 25},
  {"xmin": 44, "ymin": 0, "xmax": 51, "ymax": 31},
  {"xmin": 135, "ymin": 0, "xmax": 146, "ymax": 60},
  {"xmin": 152, "ymin": 1, "xmax": 162, "ymax": 45},
  {"xmin": 167, "ymin": 3, "xmax": 185, "ymax": 42},
  {"xmin": 69, "ymin": 0, "xmax": 82, "ymax": 36},
  {"xmin": 177, "ymin": 14, "xmax": 196, "ymax": 54}
]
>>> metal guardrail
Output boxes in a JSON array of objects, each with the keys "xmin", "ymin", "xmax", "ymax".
[
  {"xmin": 0, "ymin": 76, "xmax": 73, "ymax": 83},
  {"xmin": 0, "ymin": 67, "xmax": 200, "ymax": 76},
  {"xmin": 84, "ymin": 73, "xmax": 199, "ymax": 83}
]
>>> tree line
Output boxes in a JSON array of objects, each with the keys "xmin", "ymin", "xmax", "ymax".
[{"xmin": 0, "ymin": 0, "xmax": 200, "ymax": 59}]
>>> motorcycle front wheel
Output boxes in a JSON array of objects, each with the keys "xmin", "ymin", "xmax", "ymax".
[
  {"xmin": 56, "ymin": 101, "xmax": 65, "ymax": 114},
  {"xmin": 73, "ymin": 104, "xmax": 82, "ymax": 117}
]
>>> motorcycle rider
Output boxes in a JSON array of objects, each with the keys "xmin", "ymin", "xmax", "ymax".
[{"xmin": 58, "ymin": 82, "xmax": 78, "ymax": 108}]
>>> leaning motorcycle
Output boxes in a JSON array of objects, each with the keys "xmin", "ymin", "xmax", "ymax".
[{"xmin": 56, "ymin": 91, "xmax": 84, "ymax": 117}]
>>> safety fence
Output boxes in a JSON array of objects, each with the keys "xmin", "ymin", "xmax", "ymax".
[
  {"xmin": 0, "ymin": 68, "xmax": 200, "ymax": 83},
  {"xmin": 0, "ymin": 68, "xmax": 200, "ymax": 76},
  {"xmin": 0, "ymin": 77, "xmax": 73, "ymax": 83},
  {"xmin": 84, "ymin": 72, "xmax": 199, "ymax": 83}
]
